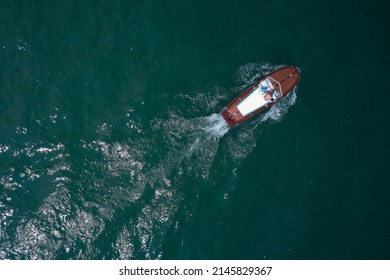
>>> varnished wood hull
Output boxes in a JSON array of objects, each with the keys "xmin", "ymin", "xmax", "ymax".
[{"xmin": 221, "ymin": 66, "xmax": 300, "ymax": 127}]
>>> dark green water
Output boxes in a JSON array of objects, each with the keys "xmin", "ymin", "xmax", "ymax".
[{"xmin": 1, "ymin": 0, "xmax": 389, "ymax": 259}]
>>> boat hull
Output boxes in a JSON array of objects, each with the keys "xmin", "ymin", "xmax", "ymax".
[{"xmin": 221, "ymin": 66, "xmax": 300, "ymax": 127}]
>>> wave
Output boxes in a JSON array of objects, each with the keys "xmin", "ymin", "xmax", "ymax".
[{"xmin": 0, "ymin": 62, "xmax": 297, "ymax": 259}]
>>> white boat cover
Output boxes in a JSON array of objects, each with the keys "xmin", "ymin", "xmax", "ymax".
[{"xmin": 237, "ymin": 79, "xmax": 272, "ymax": 116}]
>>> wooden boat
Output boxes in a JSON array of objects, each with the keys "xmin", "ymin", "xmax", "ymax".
[{"xmin": 221, "ymin": 66, "xmax": 300, "ymax": 127}]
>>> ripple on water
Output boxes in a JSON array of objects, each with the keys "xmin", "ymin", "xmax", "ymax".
[{"xmin": 0, "ymin": 62, "xmax": 297, "ymax": 259}]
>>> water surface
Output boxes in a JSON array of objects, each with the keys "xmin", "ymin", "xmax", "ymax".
[{"xmin": 1, "ymin": 0, "xmax": 389, "ymax": 259}]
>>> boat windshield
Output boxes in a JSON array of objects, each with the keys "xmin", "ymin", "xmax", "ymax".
[
  {"xmin": 259, "ymin": 78, "xmax": 272, "ymax": 92},
  {"xmin": 268, "ymin": 76, "xmax": 282, "ymax": 96}
]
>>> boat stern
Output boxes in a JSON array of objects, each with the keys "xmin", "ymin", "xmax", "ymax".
[{"xmin": 221, "ymin": 108, "xmax": 237, "ymax": 127}]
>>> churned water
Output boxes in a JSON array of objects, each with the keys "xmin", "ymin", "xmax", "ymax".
[{"xmin": 1, "ymin": 0, "xmax": 389, "ymax": 259}]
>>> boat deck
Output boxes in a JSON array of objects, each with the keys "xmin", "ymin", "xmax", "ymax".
[{"xmin": 269, "ymin": 67, "xmax": 300, "ymax": 95}]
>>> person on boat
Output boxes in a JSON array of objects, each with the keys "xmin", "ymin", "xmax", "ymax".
[
  {"xmin": 264, "ymin": 88, "xmax": 275, "ymax": 101},
  {"xmin": 264, "ymin": 92, "xmax": 272, "ymax": 101},
  {"xmin": 264, "ymin": 88, "xmax": 281, "ymax": 102}
]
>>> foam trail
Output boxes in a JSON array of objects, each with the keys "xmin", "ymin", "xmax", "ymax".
[
  {"xmin": 102, "ymin": 62, "xmax": 297, "ymax": 259},
  {"xmin": 0, "ymin": 62, "xmax": 299, "ymax": 260},
  {"xmin": 203, "ymin": 113, "xmax": 230, "ymax": 137},
  {"xmin": 180, "ymin": 113, "xmax": 229, "ymax": 160}
]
